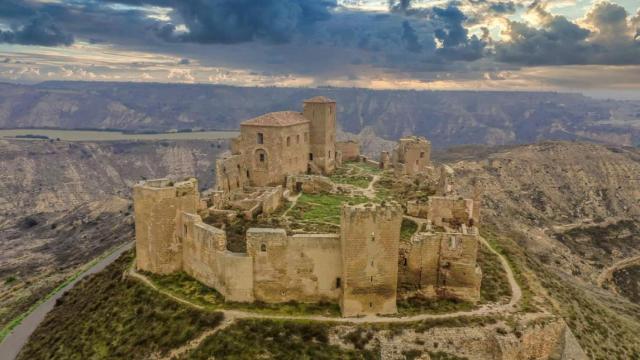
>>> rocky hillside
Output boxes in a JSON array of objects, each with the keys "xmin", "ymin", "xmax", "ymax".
[
  {"xmin": 442, "ymin": 142, "xmax": 640, "ymax": 357},
  {"xmin": 0, "ymin": 139, "xmax": 224, "ymax": 330},
  {"xmin": 1, "ymin": 81, "xmax": 639, "ymax": 148},
  {"xmin": 0, "ymin": 139, "xmax": 225, "ymax": 223},
  {"xmin": 448, "ymin": 142, "xmax": 640, "ymax": 280}
]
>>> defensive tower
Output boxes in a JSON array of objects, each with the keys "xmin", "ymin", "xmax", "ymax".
[
  {"xmin": 303, "ymin": 96, "xmax": 337, "ymax": 174},
  {"xmin": 339, "ymin": 202, "xmax": 403, "ymax": 317}
]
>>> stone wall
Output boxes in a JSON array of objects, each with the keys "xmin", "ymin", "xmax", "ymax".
[
  {"xmin": 237, "ymin": 121, "xmax": 311, "ymax": 187},
  {"xmin": 336, "ymin": 140, "xmax": 360, "ymax": 161},
  {"xmin": 428, "ymin": 196, "xmax": 475, "ymax": 228},
  {"xmin": 403, "ymin": 231, "xmax": 481, "ymax": 302},
  {"xmin": 133, "ymin": 178, "xmax": 199, "ymax": 274},
  {"xmin": 304, "ymin": 98, "xmax": 336, "ymax": 173},
  {"xmin": 393, "ymin": 136, "xmax": 432, "ymax": 176},
  {"xmin": 340, "ymin": 202, "xmax": 403, "ymax": 317},
  {"xmin": 286, "ymin": 174, "xmax": 335, "ymax": 194},
  {"xmin": 179, "ymin": 211, "xmax": 254, "ymax": 302},
  {"xmin": 246, "ymin": 228, "xmax": 342, "ymax": 303},
  {"xmin": 216, "ymin": 154, "xmax": 249, "ymax": 193}
]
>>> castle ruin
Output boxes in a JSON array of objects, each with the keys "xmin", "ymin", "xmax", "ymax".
[{"xmin": 133, "ymin": 97, "xmax": 482, "ymax": 317}]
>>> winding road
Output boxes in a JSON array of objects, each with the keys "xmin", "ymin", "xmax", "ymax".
[{"xmin": 0, "ymin": 242, "xmax": 134, "ymax": 360}]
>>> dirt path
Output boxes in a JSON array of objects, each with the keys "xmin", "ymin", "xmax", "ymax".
[
  {"xmin": 282, "ymin": 191, "xmax": 301, "ymax": 217},
  {"xmin": 128, "ymin": 236, "xmax": 522, "ymax": 324},
  {"xmin": 362, "ymin": 175, "xmax": 380, "ymax": 199},
  {"xmin": 597, "ymin": 255, "xmax": 640, "ymax": 287},
  {"xmin": 156, "ymin": 317, "xmax": 236, "ymax": 360}
]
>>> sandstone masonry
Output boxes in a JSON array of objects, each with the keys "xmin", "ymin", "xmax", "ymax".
[{"xmin": 133, "ymin": 97, "xmax": 483, "ymax": 317}]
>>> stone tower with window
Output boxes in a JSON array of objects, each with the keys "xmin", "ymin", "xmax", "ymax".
[
  {"xmin": 339, "ymin": 202, "xmax": 403, "ymax": 317},
  {"xmin": 303, "ymin": 96, "xmax": 337, "ymax": 174}
]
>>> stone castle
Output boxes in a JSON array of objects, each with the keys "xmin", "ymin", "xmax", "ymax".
[{"xmin": 134, "ymin": 97, "xmax": 482, "ymax": 317}]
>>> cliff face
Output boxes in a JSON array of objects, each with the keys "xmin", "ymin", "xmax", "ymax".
[
  {"xmin": 0, "ymin": 139, "xmax": 224, "ymax": 222},
  {"xmin": 0, "ymin": 139, "xmax": 224, "ymax": 329},
  {"xmin": 1, "ymin": 81, "xmax": 639, "ymax": 148}
]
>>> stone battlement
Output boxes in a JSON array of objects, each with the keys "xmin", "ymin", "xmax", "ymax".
[{"xmin": 133, "ymin": 98, "xmax": 483, "ymax": 317}]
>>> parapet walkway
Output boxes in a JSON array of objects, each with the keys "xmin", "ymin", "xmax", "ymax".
[{"xmin": 127, "ymin": 236, "xmax": 522, "ymax": 324}]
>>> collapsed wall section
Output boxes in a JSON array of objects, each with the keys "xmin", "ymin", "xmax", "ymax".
[
  {"xmin": 405, "ymin": 232, "xmax": 481, "ymax": 302},
  {"xmin": 246, "ymin": 229, "xmax": 342, "ymax": 303},
  {"xmin": 340, "ymin": 202, "xmax": 403, "ymax": 317},
  {"xmin": 133, "ymin": 178, "xmax": 199, "ymax": 274}
]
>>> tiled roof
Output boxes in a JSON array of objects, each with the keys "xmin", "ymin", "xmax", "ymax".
[
  {"xmin": 241, "ymin": 111, "xmax": 310, "ymax": 127},
  {"xmin": 303, "ymin": 96, "xmax": 335, "ymax": 103}
]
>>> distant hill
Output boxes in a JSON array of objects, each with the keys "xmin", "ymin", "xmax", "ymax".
[{"xmin": 1, "ymin": 81, "xmax": 639, "ymax": 148}]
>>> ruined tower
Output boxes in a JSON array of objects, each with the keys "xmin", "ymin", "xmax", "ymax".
[
  {"xmin": 133, "ymin": 178, "xmax": 199, "ymax": 274},
  {"xmin": 340, "ymin": 202, "xmax": 403, "ymax": 317},
  {"xmin": 303, "ymin": 96, "xmax": 336, "ymax": 174}
]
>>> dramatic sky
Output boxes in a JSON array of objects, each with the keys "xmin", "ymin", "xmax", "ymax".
[{"xmin": 0, "ymin": 0, "xmax": 639, "ymax": 98}]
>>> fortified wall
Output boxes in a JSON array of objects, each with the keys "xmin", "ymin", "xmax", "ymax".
[
  {"xmin": 134, "ymin": 178, "xmax": 403, "ymax": 317},
  {"xmin": 134, "ymin": 96, "xmax": 484, "ymax": 318}
]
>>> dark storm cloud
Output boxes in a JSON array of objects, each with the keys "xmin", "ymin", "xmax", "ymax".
[
  {"xmin": 401, "ymin": 21, "xmax": 422, "ymax": 52},
  {"xmin": 100, "ymin": 0, "xmax": 337, "ymax": 44},
  {"xmin": 496, "ymin": 1, "xmax": 640, "ymax": 65},
  {"xmin": 397, "ymin": 4, "xmax": 487, "ymax": 62},
  {"xmin": 0, "ymin": 13, "xmax": 73, "ymax": 46}
]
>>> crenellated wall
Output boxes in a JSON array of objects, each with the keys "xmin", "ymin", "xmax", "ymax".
[{"xmin": 340, "ymin": 202, "xmax": 403, "ymax": 317}]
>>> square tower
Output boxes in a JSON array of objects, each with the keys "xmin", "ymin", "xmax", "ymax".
[
  {"xmin": 133, "ymin": 178, "xmax": 199, "ymax": 274},
  {"xmin": 339, "ymin": 202, "xmax": 403, "ymax": 317},
  {"xmin": 303, "ymin": 96, "xmax": 336, "ymax": 174}
]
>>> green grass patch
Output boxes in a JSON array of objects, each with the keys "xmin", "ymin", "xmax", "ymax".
[
  {"xmin": 18, "ymin": 250, "xmax": 224, "ymax": 360},
  {"xmin": 146, "ymin": 271, "xmax": 341, "ymax": 317},
  {"xmin": 480, "ymin": 226, "xmax": 537, "ymax": 313},
  {"xmin": 346, "ymin": 161, "xmax": 383, "ymax": 175},
  {"xmin": 401, "ymin": 218, "xmax": 418, "ymax": 241},
  {"xmin": 0, "ymin": 243, "xmax": 129, "ymax": 343},
  {"xmin": 477, "ymin": 244, "xmax": 512, "ymax": 303},
  {"xmin": 330, "ymin": 174, "xmax": 372, "ymax": 188},
  {"xmin": 396, "ymin": 297, "xmax": 476, "ymax": 316},
  {"xmin": 183, "ymin": 319, "xmax": 377, "ymax": 359},
  {"xmin": 289, "ymin": 193, "xmax": 369, "ymax": 225}
]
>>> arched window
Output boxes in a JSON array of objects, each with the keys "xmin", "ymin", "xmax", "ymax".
[
  {"xmin": 286, "ymin": 136, "xmax": 291, "ymax": 146},
  {"xmin": 328, "ymin": 150, "xmax": 331, "ymax": 159},
  {"xmin": 260, "ymin": 243, "xmax": 266, "ymax": 252},
  {"xmin": 296, "ymin": 134, "xmax": 300, "ymax": 144}
]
